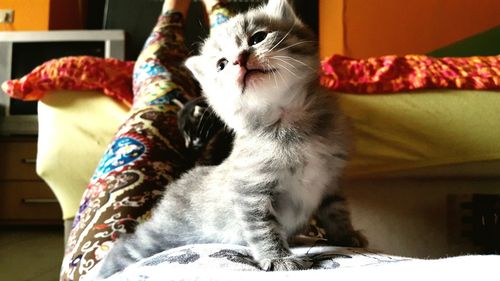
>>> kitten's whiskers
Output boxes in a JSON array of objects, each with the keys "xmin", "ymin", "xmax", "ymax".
[
  {"xmin": 273, "ymin": 55, "xmax": 316, "ymax": 71},
  {"xmin": 274, "ymin": 40, "xmax": 316, "ymax": 54},
  {"xmin": 273, "ymin": 60, "xmax": 299, "ymax": 78},
  {"xmin": 267, "ymin": 61, "xmax": 279, "ymax": 88},
  {"xmin": 195, "ymin": 107, "xmax": 208, "ymax": 138},
  {"xmin": 275, "ymin": 65, "xmax": 286, "ymax": 84},
  {"xmin": 268, "ymin": 22, "xmax": 296, "ymax": 53},
  {"xmin": 270, "ymin": 56, "xmax": 297, "ymax": 70},
  {"xmin": 196, "ymin": 108, "xmax": 215, "ymax": 144}
]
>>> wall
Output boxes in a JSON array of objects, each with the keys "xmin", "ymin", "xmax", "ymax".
[
  {"xmin": 320, "ymin": 0, "xmax": 500, "ymax": 59},
  {"xmin": 0, "ymin": 0, "xmax": 83, "ymax": 31},
  {"xmin": 345, "ymin": 179, "xmax": 499, "ymax": 258},
  {"xmin": 0, "ymin": 0, "xmax": 50, "ymax": 30},
  {"xmin": 49, "ymin": 0, "xmax": 84, "ymax": 30}
]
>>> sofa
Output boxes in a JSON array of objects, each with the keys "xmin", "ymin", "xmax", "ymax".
[
  {"xmin": 36, "ymin": 85, "xmax": 500, "ymax": 257},
  {"xmin": 2, "ymin": 52, "xmax": 499, "ymax": 280}
]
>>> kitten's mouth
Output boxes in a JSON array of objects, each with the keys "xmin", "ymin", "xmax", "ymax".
[{"xmin": 241, "ymin": 68, "xmax": 277, "ymax": 92}]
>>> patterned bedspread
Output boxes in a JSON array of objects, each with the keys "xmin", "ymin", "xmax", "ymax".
[{"xmin": 88, "ymin": 244, "xmax": 500, "ymax": 281}]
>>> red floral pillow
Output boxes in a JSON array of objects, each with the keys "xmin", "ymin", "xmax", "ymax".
[
  {"xmin": 1, "ymin": 56, "xmax": 135, "ymax": 107},
  {"xmin": 320, "ymin": 54, "xmax": 499, "ymax": 93}
]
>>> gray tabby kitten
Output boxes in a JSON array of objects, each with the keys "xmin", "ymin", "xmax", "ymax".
[{"xmin": 92, "ymin": 0, "xmax": 365, "ymax": 279}]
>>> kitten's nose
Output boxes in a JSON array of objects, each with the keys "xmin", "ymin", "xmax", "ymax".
[{"xmin": 233, "ymin": 51, "xmax": 249, "ymax": 67}]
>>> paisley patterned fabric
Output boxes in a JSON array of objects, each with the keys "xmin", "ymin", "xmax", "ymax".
[
  {"xmin": 209, "ymin": 3, "xmax": 235, "ymax": 29},
  {"xmin": 59, "ymin": 11, "xmax": 199, "ymax": 281}
]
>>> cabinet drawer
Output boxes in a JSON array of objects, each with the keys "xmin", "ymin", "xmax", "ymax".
[
  {"xmin": 0, "ymin": 140, "xmax": 39, "ymax": 180},
  {"xmin": 0, "ymin": 181, "xmax": 62, "ymax": 222}
]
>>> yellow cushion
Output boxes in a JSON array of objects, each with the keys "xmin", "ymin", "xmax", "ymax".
[
  {"xmin": 37, "ymin": 90, "xmax": 128, "ymax": 219},
  {"xmin": 340, "ymin": 90, "xmax": 500, "ymax": 178},
  {"xmin": 37, "ymin": 89, "xmax": 500, "ymax": 219}
]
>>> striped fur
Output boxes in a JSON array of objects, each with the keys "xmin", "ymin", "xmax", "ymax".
[{"xmin": 92, "ymin": 1, "xmax": 365, "ymax": 279}]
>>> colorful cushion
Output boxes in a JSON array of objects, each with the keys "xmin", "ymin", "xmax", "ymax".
[
  {"xmin": 321, "ymin": 55, "xmax": 499, "ymax": 93},
  {"xmin": 1, "ymin": 56, "xmax": 135, "ymax": 107}
]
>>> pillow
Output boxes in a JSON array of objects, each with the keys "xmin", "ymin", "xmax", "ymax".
[
  {"xmin": 1, "ymin": 56, "xmax": 135, "ymax": 107},
  {"xmin": 37, "ymin": 90, "xmax": 129, "ymax": 220},
  {"xmin": 320, "ymin": 55, "xmax": 499, "ymax": 93}
]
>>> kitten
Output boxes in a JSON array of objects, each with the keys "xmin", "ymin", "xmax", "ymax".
[
  {"xmin": 92, "ymin": 0, "xmax": 365, "ymax": 278},
  {"xmin": 177, "ymin": 96, "xmax": 233, "ymax": 166}
]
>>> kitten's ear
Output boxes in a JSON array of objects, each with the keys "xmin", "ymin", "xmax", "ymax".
[
  {"xmin": 264, "ymin": 0, "xmax": 297, "ymax": 20},
  {"xmin": 185, "ymin": 56, "xmax": 204, "ymax": 81}
]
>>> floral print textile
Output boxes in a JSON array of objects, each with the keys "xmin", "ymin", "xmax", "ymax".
[
  {"xmin": 59, "ymin": 11, "xmax": 199, "ymax": 281},
  {"xmin": 1, "ymin": 56, "xmax": 135, "ymax": 107},
  {"xmin": 321, "ymin": 54, "xmax": 499, "ymax": 93}
]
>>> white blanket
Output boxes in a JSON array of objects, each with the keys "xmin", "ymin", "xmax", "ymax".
[{"xmin": 90, "ymin": 244, "xmax": 500, "ymax": 281}]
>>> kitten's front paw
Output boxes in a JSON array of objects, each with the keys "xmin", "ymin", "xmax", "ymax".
[{"xmin": 260, "ymin": 256, "xmax": 312, "ymax": 271}]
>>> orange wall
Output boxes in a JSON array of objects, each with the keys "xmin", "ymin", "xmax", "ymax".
[
  {"xmin": 320, "ymin": 0, "xmax": 500, "ymax": 59},
  {"xmin": 0, "ymin": 0, "xmax": 50, "ymax": 30},
  {"xmin": 319, "ymin": 0, "xmax": 344, "ymax": 60},
  {"xmin": 0, "ymin": 0, "xmax": 83, "ymax": 31}
]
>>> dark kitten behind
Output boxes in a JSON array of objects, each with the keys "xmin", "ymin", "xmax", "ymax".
[{"xmin": 177, "ymin": 96, "xmax": 233, "ymax": 166}]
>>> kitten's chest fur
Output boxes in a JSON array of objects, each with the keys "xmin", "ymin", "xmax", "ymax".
[
  {"xmin": 273, "ymin": 141, "xmax": 333, "ymax": 234},
  {"xmin": 223, "ymin": 96, "xmax": 345, "ymax": 235}
]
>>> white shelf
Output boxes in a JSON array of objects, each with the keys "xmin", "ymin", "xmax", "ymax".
[{"xmin": 0, "ymin": 30, "xmax": 125, "ymax": 135}]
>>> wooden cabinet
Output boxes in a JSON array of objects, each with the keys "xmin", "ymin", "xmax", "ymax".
[{"xmin": 0, "ymin": 137, "xmax": 62, "ymax": 225}]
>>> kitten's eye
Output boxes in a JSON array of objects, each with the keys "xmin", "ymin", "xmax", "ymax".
[
  {"xmin": 217, "ymin": 58, "xmax": 228, "ymax": 72},
  {"xmin": 249, "ymin": 31, "xmax": 267, "ymax": 46}
]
